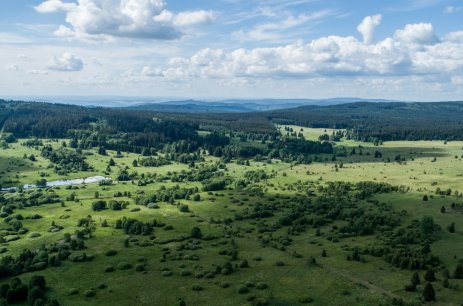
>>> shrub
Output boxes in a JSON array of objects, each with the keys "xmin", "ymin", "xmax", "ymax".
[
  {"xmin": 179, "ymin": 205, "xmax": 189, "ymax": 213},
  {"xmin": 28, "ymin": 275, "xmax": 46, "ymax": 290},
  {"xmin": 6, "ymin": 284, "xmax": 27, "ymax": 304},
  {"xmin": 91, "ymin": 200, "xmax": 107, "ymax": 211},
  {"xmin": 84, "ymin": 290, "xmax": 95, "ymax": 298},
  {"xmin": 256, "ymin": 282, "xmax": 268, "ymax": 290},
  {"xmin": 68, "ymin": 288, "xmax": 79, "ymax": 295},
  {"xmin": 117, "ymin": 262, "xmax": 132, "ymax": 270},
  {"xmin": 239, "ymin": 260, "xmax": 249, "ymax": 268},
  {"xmin": 453, "ymin": 263, "xmax": 463, "ymax": 279},
  {"xmin": 97, "ymin": 283, "xmax": 107, "ymax": 289},
  {"xmin": 105, "ymin": 249, "xmax": 118, "ymax": 256},
  {"xmin": 299, "ymin": 296, "xmax": 314, "ymax": 304},
  {"xmin": 181, "ymin": 270, "xmax": 192, "ymax": 277},
  {"xmin": 237, "ymin": 285, "xmax": 249, "ymax": 294},
  {"xmin": 104, "ymin": 265, "xmax": 115, "ymax": 273},
  {"xmin": 191, "ymin": 227, "xmax": 202, "ymax": 239},
  {"xmin": 244, "ymin": 281, "xmax": 255, "ymax": 288},
  {"xmin": 135, "ymin": 264, "xmax": 145, "ymax": 272},
  {"xmin": 191, "ymin": 284, "xmax": 203, "ymax": 291},
  {"xmin": 27, "ymin": 286, "xmax": 44, "ymax": 305}
]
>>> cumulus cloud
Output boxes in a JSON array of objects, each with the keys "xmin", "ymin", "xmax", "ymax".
[
  {"xmin": 159, "ymin": 22, "xmax": 463, "ymax": 81},
  {"xmin": 394, "ymin": 23, "xmax": 438, "ymax": 45},
  {"xmin": 444, "ymin": 31, "xmax": 463, "ymax": 42},
  {"xmin": 47, "ymin": 53, "xmax": 84, "ymax": 71},
  {"xmin": 357, "ymin": 14, "xmax": 382, "ymax": 44},
  {"xmin": 35, "ymin": 0, "xmax": 214, "ymax": 41},
  {"xmin": 35, "ymin": 0, "xmax": 76, "ymax": 13},
  {"xmin": 141, "ymin": 66, "xmax": 163, "ymax": 77}
]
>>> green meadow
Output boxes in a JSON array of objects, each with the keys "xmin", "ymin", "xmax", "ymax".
[{"xmin": 0, "ymin": 130, "xmax": 462, "ymax": 306}]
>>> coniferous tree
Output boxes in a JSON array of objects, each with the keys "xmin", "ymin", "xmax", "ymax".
[
  {"xmin": 453, "ymin": 263, "xmax": 463, "ymax": 279},
  {"xmin": 422, "ymin": 282, "xmax": 435, "ymax": 302},
  {"xmin": 411, "ymin": 271, "xmax": 420, "ymax": 287},
  {"xmin": 424, "ymin": 270, "xmax": 436, "ymax": 282}
]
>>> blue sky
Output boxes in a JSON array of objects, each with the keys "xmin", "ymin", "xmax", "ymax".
[{"xmin": 1, "ymin": 0, "xmax": 463, "ymax": 101}]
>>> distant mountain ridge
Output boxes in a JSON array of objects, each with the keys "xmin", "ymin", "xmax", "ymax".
[
  {"xmin": 126, "ymin": 98, "xmax": 400, "ymax": 113},
  {"xmin": 2, "ymin": 96, "xmax": 400, "ymax": 112}
]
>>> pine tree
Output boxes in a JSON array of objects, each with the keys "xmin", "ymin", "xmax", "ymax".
[
  {"xmin": 424, "ymin": 269, "xmax": 436, "ymax": 282},
  {"xmin": 411, "ymin": 271, "xmax": 420, "ymax": 287},
  {"xmin": 443, "ymin": 278, "xmax": 449, "ymax": 288},
  {"xmin": 453, "ymin": 263, "xmax": 463, "ymax": 279},
  {"xmin": 422, "ymin": 282, "xmax": 435, "ymax": 302},
  {"xmin": 447, "ymin": 222, "xmax": 455, "ymax": 233}
]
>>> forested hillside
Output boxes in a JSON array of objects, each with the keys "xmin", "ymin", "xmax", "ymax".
[{"xmin": 268, "ymin": 102, "xmax": 463, "ymax": 141}]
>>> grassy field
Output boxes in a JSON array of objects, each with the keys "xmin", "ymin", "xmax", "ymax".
[{"xmin": 0, "ymin": 132, "xmax": 462, "ymax": 306}]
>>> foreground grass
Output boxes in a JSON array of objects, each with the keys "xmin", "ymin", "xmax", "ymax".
[{"xmin": 0, "ymin": 136, "xmax": 462, "ymax": 305}]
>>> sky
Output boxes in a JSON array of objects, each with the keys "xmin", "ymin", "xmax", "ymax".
[{"xmin": 0, "ymin": 0, "xmax": 463, "ymax": 101}]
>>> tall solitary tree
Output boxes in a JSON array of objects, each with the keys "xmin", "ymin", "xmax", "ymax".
[
  {"xmin": 411, "ymin": 271, "xmax": 420, "ymax": 287},
  {"xmin": 453, "ymin": 263, "xmax": 463, "ymax": 279},
  {"xmin": 422, "ymin": 282, "xmax": 435, "ymax": 302}
]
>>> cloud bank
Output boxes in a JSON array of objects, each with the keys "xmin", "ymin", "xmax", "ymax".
[
  {"xmin": 35, "ymin": 0, "xmax": 214, "ymax": 41},
  {"xmin": 151, "ymin": 20, "xmax": 462, "ymax": 83}
]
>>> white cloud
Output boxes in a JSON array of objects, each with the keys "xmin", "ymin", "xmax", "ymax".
[
  {"xmin": 34, "ymin": 0, "xmax": 76, "ymax": 13},
  {"xmin": 5, "ymin": 64, "xmax": 19, "ymax": 71},
  {"xmin": 35, "ymin": 0, "xmax": 214, "ymax": 41},
  {"xmin": 173, "ymin": 10, "xmax": 214, "ymax": 27},
  {"xmin": 47, "ymin": 52, "xmax": 84, "ymax": 71},
  {"xmin": 444, "ymin": 31, "xmax": 463, "ymax": 42},
  {"xmin": 394, "ymin": 23, "xmax": 438, "ymax": 45},
  {"xmin": 357, "ymin": 14, "xmax": 382, "ymax": 44},
  {"xmin": 141, "ymin": 66, "xmax": 163, "ymax": 77},
  {"xmin": 444, "ymin": 6, "xmax": 461, "ymax": 13},
  {"xmin": 160, "ymin": 22, "xmax": 463, "ymax": 81}
]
